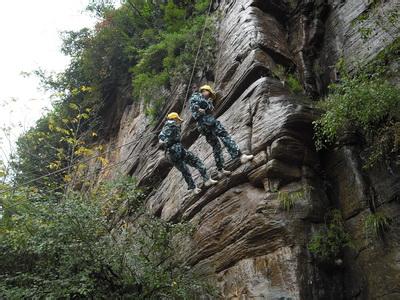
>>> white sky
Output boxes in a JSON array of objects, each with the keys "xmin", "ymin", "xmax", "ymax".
[{"xmin": 0, "ymin": 0, "xmax": 96, "ymax": 165}]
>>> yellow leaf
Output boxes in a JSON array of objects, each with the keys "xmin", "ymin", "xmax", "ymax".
[
  {"xmin": 77, "ymin": 163, "xmax": 87, "ymax": 171},
  {"xmin": 69, "ymin": 103, "xmax": 79, "ymax": 111},
  {"xmin": 64, "ymin": 174, "xmax": 72, "ymax": 182},
  {"xmin": 71, "ymin": 88, "xmax": 79, "ymax": 96},
  {"xmin": 98, "ymin": 157, "xmax": 109, "ymax": 166}
]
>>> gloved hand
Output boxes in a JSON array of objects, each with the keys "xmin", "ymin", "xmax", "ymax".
[
  {"xmin": 158, "ymin": 139, "xmax": 167, "ymax": 150},
  {"xmin": 202, "ymin": 115, "xmax": 216, "ymax": 127},
  {"xmin": 198, "ymin": 108, "xmax": 206, "ymax": 115}
]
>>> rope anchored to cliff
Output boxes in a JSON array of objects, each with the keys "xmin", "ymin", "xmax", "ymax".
[{"xmin": 183, "ymin": 0, "xmax": 214, "ymax": 107}]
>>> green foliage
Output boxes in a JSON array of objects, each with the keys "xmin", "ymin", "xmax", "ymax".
[
  {"xmin": 131, "ymin": 1, "xmax": 216, "ymax": 120},
  {"xmin": 11, "ymin": 0, "xmax": 216, "ymax": 190},
  {"xmin": 0, "ymin": 176, "xmax": 214, "ymax": 299},
  {"xmin": 351, "ymin": 0, "xmax": 400, "ymax": 41},
  {"xmin": 10, "ymin": 101, "xmax": 102, "ymax": 192},
  {"xmin": 314, "ymin": 74, "xmax": 400, "ymax": 148},
  {"xmin": 308, "ymin": 210, "xmax": 353, "ymax": 262},
  {"xmin": 272, "ymin": 65, "xmax": 304, "ymax": 94},
  {"xmin": 286, "ymin": 73, "xmax": 303, "ymax": 94},
  {"xmin": 314, "ymin": 40, "xmax": 400, "ymax": 167},
  {"xmin": 278, "ymin": 189, "xmax": 304, "ymax": 211},
  {"xmin": 287, "ymin": 0, "xmax": 298, "ymax": 10},
  {"xmin": 364, "ymin": 211, "xmax": 391, "ymax": 239},
  {"xmin": 1, "ymin": 2, "xmax": 219, "ymax": 297}
]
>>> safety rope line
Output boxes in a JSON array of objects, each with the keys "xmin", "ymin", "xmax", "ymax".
[
  {"xmin": 2, "ymin": 153, "xmax": 149, "ymax": 210},
  {"xmin": 183, "ymin": 0, "xmax": 214, "ymax": 107},
  {"xmin": 0, "ymin": 129, "xmax": 158, "ymax": 195},
  {"xmin": 1, "ymin": 0, "xmax": 215, "ymax": 195}
]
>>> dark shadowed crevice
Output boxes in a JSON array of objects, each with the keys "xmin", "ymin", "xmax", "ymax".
[
  {"xmin": 257, "ymin": 44, "xmax": 297, "ymax": 71},
  {"xmin": 137, "ymin": 160, "xmax": 172, "ymax": 189},
  {"xmin": 128, "ymin": 159, "xmax": 140, "ymax": 177},
  {"xmin": 215, "ymin": 66, "xmax": 271, "ymax": 118},
  {"xmin": 250, "ymin": 0, "xmax": 290, "ymax": 25}
]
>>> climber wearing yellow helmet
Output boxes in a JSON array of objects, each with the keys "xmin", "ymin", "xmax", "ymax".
[
  {"xmin": 189, "ymin": 85, "xmax": 254, "ymax": 176},
  {"xmin": 159, "ymin": 112, "xmax": 217, "ymax": 194}
]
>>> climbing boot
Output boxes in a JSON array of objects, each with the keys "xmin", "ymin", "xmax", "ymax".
[
  {"xmin": 240, "ymin": 154, "xmax": 254, "ymax": 164},
  {"xmin": 218, "ymin": 169, "xmax": 232, "ymax": 177},
  {"xmin": 204, "ymin": 178, "xmax": 218, "ymax": 187},
  {"xmin": 190, "ymin": 187, "xmax": 202, "ymax": 195}
]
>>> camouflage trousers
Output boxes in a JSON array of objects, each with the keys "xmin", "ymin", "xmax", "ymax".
[
  {"xmin": 167, "ymin": 143, "xmax": 209, "ymax": 190},
  {"xmin": 197, "ymin": 116, "xmax": 241, "ymax": 171}
]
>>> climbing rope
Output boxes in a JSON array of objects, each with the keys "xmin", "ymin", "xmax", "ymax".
[
  {"xmin": 0, "ymin": 129, "xmax": 159, "ymax": 195},
  {"xmin": 1, "ymin": 1, "xmax": 215, "ymax": 195},
  {"xmin": 183, "ymin": 0, "xmax": 214, "ymax": 107},
  {"xmin": 2, "ymin": 152, "xmax": 150, "ymax": 210}
]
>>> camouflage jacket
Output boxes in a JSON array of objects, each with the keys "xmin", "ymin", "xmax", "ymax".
[
  {"xmin": 158, "ymin": 120, "xmax": 181, "ymax": 148},
  {"xmin": 189, "ymin": 92, "xmax": 214, "ymax": 120}
]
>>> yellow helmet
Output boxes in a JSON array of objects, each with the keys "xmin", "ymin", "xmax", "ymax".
[
  {"xmin": 200, "ymin": 85, "xmax": 216, "ymax": 97},
  {"xmin": 167, "ymin": 112, "xmax": 183, "ymax": 121}
]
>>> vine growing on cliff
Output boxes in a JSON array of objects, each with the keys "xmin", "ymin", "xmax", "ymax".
[
  {"xmin": 132, "ymin": 0, "xmax": 216, "ymax": 121},
  {"xmin": 272, "ymin": 65, "xmax": 304, "ymax": 94}
]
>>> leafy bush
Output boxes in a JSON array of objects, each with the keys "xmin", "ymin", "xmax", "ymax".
[
  {"xmin": 314, "ymin": 74, "xmax": 400, "ymax": 146},
  {"xmin": 313, "ymin": 40, "xmax": 400, "ymax": 167},
  {"xmin": 308, "ymin": 210, "xmax": 353, "ymax": 262},
  {"xmin": 131, "ymin": 2, "xmax": 216, "ymax": 120},
  {"xmin": 0, "ymin": 176, "xmax": 214, "ymax": 299}
]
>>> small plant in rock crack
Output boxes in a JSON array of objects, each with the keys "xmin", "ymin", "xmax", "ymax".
[
  {"xmin": 364, "ymin": 211, "xmax": 392, "ymax": 239},
  {"xmin": 272, "ymin": 65, "xmax": 304, "ymax": 94},
  {"xmin": 278, "ymin": 189, "xmax": 304, "ymax": 211},
  {"xmin": 308, "ymin": 210, "xmax": 353, "ymax": 263}
]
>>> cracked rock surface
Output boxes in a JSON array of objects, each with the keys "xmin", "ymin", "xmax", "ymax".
[{"xmin": 90, "ymin": 0, "xmax": 400, "ymax": 298}]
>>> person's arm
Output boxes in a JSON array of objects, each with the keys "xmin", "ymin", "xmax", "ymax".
[
  {"xmin": 207, "ymin": 99, "xmax": 214, "ymax": 112},
  {"xmin": 189, "ymin": 93, "xmax": 205, "ymax": 120},
  {"xmin": 159, "ymin": 125, "xmax": 170, "ymax": 144},
  {"xmin": 158, "ymin": 135, "xmax": 167, "ymax": 145},
  {"xmin": 159, "ymin": 122, "xmax": 180, "ymax": 145}
]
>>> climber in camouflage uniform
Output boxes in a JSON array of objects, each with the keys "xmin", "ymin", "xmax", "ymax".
[
  {"xmin": 189, "ymin": 85, "xmax": 254, "ymax": 176},
  {"xmin": 159, "ymin": 112, "xmax": 218, "ymax": 194}
]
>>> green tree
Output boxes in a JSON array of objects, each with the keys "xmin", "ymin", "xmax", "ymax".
[{"xmin": 0, "ymin": 176, "xmax": 214, "ymax": 299}]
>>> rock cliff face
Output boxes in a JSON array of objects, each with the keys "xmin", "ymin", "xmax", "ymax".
[{"xmin": 93, "ymin": 0, "xmax": 400, "ymax": 298}]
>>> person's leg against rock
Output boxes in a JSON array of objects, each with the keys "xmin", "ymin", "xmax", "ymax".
[
  {"xmin": 185, "ymin": 151, "xmax": 218, "ymax": 187},
  {"xmin": 214, "ymin": 120, "xmax": 254, "ymax": 164},
  {"xmin": 174, "ymin": 160, "xmax": 201, "ymax": 194},
  {"xmin": 204, "ymin": 132, "xmax": 231, "ymax": 176},
  {"xmin": 204, "ymin": 132, "xmax": 225, "ymax": 170}
]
